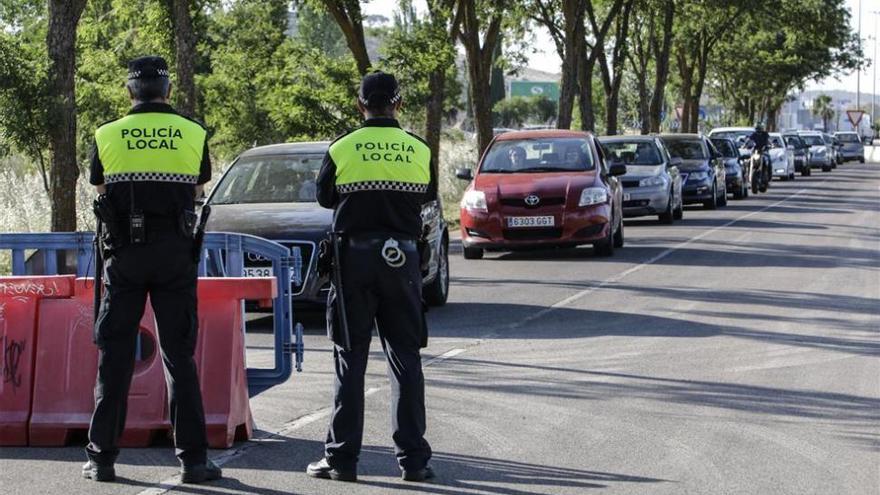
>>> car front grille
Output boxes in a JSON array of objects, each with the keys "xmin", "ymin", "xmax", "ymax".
[
  {"xmin": 500, "ymin": 197, "xmax": 566, "ymax": 208},
  {"xmin": 621, "ymin": 180, "xmax": 640, "ymax": 188},
  {"xmin": 502, "ymin": 228, "xmax": 563, "ymax": 240},
  {"xmin": 241, "ymin": 241, "xmax": 315, "ymax": 296}
]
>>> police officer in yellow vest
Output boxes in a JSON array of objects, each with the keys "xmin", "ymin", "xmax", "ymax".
[
  {"xmin": 82, "ymin": 56, "xmax": 221, "ymax": 484},
  {"xmin": 307, "ymin": 72, "xmax": 437, "ymax": 483}
]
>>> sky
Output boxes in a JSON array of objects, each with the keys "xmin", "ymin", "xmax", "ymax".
[{"xmin": 364, "ymin": 0, "xmax": 876, "ymax": 96}]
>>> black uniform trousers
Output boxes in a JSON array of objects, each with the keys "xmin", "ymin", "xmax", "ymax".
[
  {"xmin": 86, "ymin": 235, "xmax": 208, "ymax": 466},
  {"xmin": 324, "ymin": 240, "xmax": 432, "ymax": 472}
]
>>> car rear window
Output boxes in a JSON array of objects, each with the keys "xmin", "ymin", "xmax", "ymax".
[
  {"xmin": 710, "ymin": 138, "xmax": 738, "ymax": 158},
  {"xmin": 661, "ymin": 138, "xmax": 707, "ymax": 159},
  {"xmin": 836, "ymin": 133, "xmax": 860, "ymax": 143},
  {"xmin": 800, "ymin": 134, "xmax": 824, "ymax": 146},
  {"xmin": 600, "ymin": 141, "xmax": 663, "ymax": 165},
  {"xmin": 210, "ymin": 154, "xmax": 324, "ymax": 204},
  {"xmin": 481, "ymin": 137, "xmax": 594, "ymax": 173}
]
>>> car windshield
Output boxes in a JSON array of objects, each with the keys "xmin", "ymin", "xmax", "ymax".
[
  {"xmin": 210, "ymin": 154, "xmax": 324, "ymax": 204},
  {"xmin": 800, "ymin": 135, "xmax": 824, "ymax": 146},
  {"xmin": 481, "ymin": 137, "xmax": 594, "ymax": 173},
  {"xmin": 784, "ymin": 135, "xmax": 803, "ymax": 148},
  {"xmin": 662, "ymin": 138, "xmax": 707, "ymax": 159},
  {"xmin": 769, "ymin": 135, "xmax": 785, "ymax": 148},
  {"xmin": 836, "ymin": 133, "xmax": 859, "ymax": 143},
  {"xmin": 600, "ymin": 141, "xmax": 663, "ymax": 165},
  {"xmin": 710, "ymin": 139, "xmax": 737, "ymax": 157}
]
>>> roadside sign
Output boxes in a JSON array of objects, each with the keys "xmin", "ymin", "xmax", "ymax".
[
  {"xmin": 509, "ymin": 81, "xmax": 560, "ymax": 101},
  {"xmin": 846, "ymin": 110, "xmax": 865, "ymax": 128}
]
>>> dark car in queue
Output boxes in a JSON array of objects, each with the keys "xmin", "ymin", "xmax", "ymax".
[
  {"xmin": 834, "ymin": 131, "xmax": 865, "ymax": 163},
  {"xmin": 204, "ymin": 141, "xmax": 450, "ymax": 307},
  {"xmin": 457, "ymin": 130, "xmax": 626, "ymax": 259},
  {"xmin": 659, "ymin": 134, "xmax": 727, "ymax": 209},
  {"xmin": 598, "ymin": 135, "xmax": 684, "ymax": 223},
  {"xmin": 782, "ymin": 133, "xmax": 810, "ymax": 176},
  {"xmin": 710, "ymin": 137, "xmax": 748, "ymax": 199}
]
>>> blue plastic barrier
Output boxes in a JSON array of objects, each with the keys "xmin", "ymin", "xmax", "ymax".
[{"xmin": 0, "ymin": 232, "xmax": 304, "ymax": 394}]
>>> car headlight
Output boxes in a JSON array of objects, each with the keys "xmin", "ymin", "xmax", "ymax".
[
  {"xmin": 461, "ymin": 189, "xmax": 487, "ymax": 212},
  {"xmin": 689, "ymin": 171, "xmax": 709, "ymax": 181},
  {"xmin": 639, "ymin": 176, "xmax": 666, "ymax": 188},
  {"xmin": 578, "ymin": 187, "xmax": 608, "ymax": 207},
  {"xmin": 814, "ymin": 147, "xmax": 826, "ymax": 155}
]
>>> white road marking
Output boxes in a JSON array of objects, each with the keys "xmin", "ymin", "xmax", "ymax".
[{"xmin": 138, "ymin": 180, "xmax": 824, "ymax": 494}]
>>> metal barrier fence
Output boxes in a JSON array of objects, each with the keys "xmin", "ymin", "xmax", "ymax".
[{"xmin": 0, "ymin": 232, "xmax": 304, "ymax": 394}]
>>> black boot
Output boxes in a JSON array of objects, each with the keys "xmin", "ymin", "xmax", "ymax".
[
  {"xmin": 402, "ymin": 465, "xmax": 435, "ymax": 482},
  {"xmin": 82, "ymin": 460, "xmax": 116, "ymax": 482},
  {"xmin": 181, "ymin": 459, "xmax": 223, "ymax": 484},
  {"xmin": 306, "ymin": 458, "xmax": 357, "ymax": 482}
]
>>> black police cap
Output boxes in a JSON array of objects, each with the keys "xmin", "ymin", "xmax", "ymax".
[
  {"xmin": 358, "ymin": 71, "xmax": 401, "ymax": 108},
  {"xmin": 128, "ymin": 56, "xmax": 170, "ymax": 80}
]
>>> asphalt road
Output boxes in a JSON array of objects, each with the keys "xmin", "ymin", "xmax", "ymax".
[{"xmin": 2, "ymin": 165, "xmax": 878, "ymax": 495}]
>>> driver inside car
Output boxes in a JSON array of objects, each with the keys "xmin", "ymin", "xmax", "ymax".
[{"xmin": 507, "ymin": 146, "xmax": 527, "ymax": 171}]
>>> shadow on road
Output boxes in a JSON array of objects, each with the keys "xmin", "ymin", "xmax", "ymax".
[{"xmin": 431, "ymin": 358, "xmax": 880, "ymax": 427}]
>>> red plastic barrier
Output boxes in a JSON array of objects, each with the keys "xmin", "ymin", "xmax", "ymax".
[
  {"xmin": 0, "ymin": 276, "xmax": 75, "ymax": 446},
  {"xmin": 195, "ymin": 277, "xmax": 277, "ymax": 448},
  {"xmin": 29, "ymin": 279, "xmax": 169, "ymax": 446},
  {"xmin": 28, "ymin": 277, "xmax": 276, "ymax": 449}
]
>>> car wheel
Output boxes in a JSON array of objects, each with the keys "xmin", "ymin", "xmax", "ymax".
[
  {"xmin": 593, "ymin": 223, "xmax": 615, "ymax": 257},
  {"xmin": 613, "ymin": 218, "xmax": 625, "ymax": 248},
  {"xmin": 703, "ymin": 184, "xmax": 718, "ymax": 209},
  {"xmin": 658, "ymin": 193, "xmax": 674, "ymax": 224},
  {"xmin": 802, "ymin": 166, "xmax": 811, "ymax": 177},
  {"xmin": 462, "ymin": 246, "xmax": 483, "ymax": 260},
  {"xmin": 860, "ymin": 156, "xmax": 865, "ymax": 163},
  {"xmin": 423, "ymin": 238, "xmax": 449, "ymax": 306},
  {"xmin": 822, "ymin": 165, "xmax": 831, "ymax": 172}
]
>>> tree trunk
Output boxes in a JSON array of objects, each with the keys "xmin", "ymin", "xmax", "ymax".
[
  {"xmin": 171, "ymin": 0, "xmax": 197, "ymax": 117},
  {"xmin": 597, "ymin": 0, "xmax": 634, "ymax": 136},
  {"xmin": 47, "ymin": 0, "xmax": 87, "ymax": 232},
  {"xmin": 648, "ymin": 0, "xmax": 674, "ymax": 133},
  {"xmin": 425, "ymin": 68, "xmax": 445, "ymax": 174},
  {"xmin": 457, "ymin": 0, "xmax": 502, "ymax": 156},
  {"xmin": 557, "ymin": 0, "xmax": 585, "ymax": 129},
  {"xmin": 578, "ymin": 57, "xmax": 596, "ymax": 132},
  {"xmin": 321, "ymin": 0, "xmax": 371, "ymax": 75}
]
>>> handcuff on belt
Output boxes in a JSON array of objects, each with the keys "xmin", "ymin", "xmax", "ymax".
[{"xmin": 381, "ymin": 238, "xmax": 406, "ymax": 268}]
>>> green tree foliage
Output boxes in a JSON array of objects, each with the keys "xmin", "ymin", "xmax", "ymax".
[
  {"xmin": 493, "ymin": 95, "xmax": 557, "ymax": 127},
  {"xmin": 812, "ymin": 94, "xmax": 835, "ymax": 131},
  {"xmin": 711, "ymin": 0, "xmax": 861, "ymax": 129}
]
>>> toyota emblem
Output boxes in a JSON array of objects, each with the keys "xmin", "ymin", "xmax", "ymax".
[{"xmin": 524, "ymin": 194, "xmax": 540, "ymax": 206}]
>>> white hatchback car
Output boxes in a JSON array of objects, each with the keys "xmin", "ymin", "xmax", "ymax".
[{"xmin": 768, "ymin": 132, "xmax": 796, "ymax": 180}]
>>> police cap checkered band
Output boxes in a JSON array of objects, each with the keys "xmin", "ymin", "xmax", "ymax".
[
  {"xmin": 358, "ymin": 71, "xmax": 401, "ymax": 107},
  {"xmin": 128, "ymin": 56, "xmax": 170, "ymax": 80}
]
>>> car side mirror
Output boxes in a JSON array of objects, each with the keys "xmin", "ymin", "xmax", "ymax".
[
  {"xmin": 455, "ymin": 168, "xmax": 474, "ymax": 181},
  {"xmin": 609, "ymin": 163, "xmax": 627, "ymax": 176}
]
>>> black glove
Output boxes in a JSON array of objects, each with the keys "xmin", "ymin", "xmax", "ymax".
[{"xmin": 317, "ymin": 238, "xmax": 333, "ymax": 277}]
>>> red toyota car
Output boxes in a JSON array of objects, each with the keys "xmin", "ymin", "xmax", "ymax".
[{"xmin": 456, "ymin": 130, "xmax": 626, "ymax": 259}]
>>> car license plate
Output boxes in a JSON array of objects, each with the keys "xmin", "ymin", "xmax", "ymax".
[
  {"xmin": 623, "ymin": 193, "xmax": 631, "ymax": 201},
  {"xmin": 506, "ymin": 216, "xmax": 555, "ymax": 228},
  {"xmin": 244, "ymin": 267, "xmax": 273, "ymax": 278}
]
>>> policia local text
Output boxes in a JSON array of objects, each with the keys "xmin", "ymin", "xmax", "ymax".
[
  {"xmin": 121, "ymin": 126, "xmax": 184, "ymax": 150},
  {"xmin": 355, "ymin": 141, "xmax": 417, "ymax": 163}
]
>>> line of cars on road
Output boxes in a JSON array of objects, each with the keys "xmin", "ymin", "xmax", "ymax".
[{"xmin": 199, "ymin": 126, "xmax": 864, "ymax": 310}]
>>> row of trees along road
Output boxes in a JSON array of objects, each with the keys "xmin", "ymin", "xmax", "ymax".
[{"xmin": 0, "ymin": 0, "xmax": 862, "ymax": 231}]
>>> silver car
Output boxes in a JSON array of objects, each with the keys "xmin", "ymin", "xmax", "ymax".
[
  {"xmin": 599, "ymin": 135, "xmax": 684, "ymax": 223},
  {"xmin": 833, "ymin": 131, "xmax": 865, "ymax": 163},
  {"xmin": 798, "ymin": 131, "xmax": 833, "ymax": 172}
]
